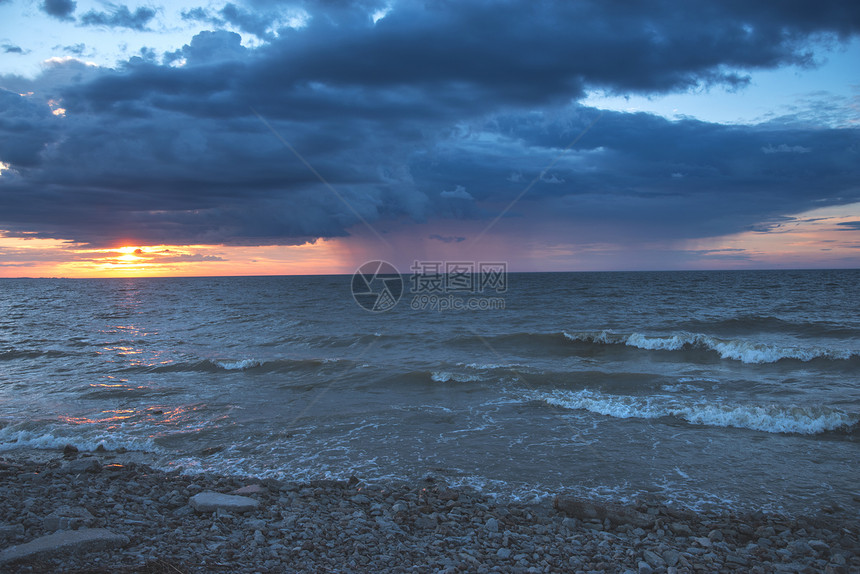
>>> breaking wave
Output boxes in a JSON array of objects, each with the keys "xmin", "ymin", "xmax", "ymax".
[
  {"xmin": 562, "ymin": 330, "xmax": 857, "ymax": 364},
  {"xmin": 540, "ymin": 389, "xmax": 859, "ymax": 435},
  {"xmin": 431, "ymin": 371, "xmax": 483, "ymax": 383},
  {"xmin": 117, "ymin": 357, "xmax": 348, "ymax": 373}
]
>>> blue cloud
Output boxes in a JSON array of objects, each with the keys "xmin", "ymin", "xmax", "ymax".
[
  {"xmin": 0, "ymin": 1, "xmax": 859, "ymax": 247},
  {"xmin": 41, "ymin": 0, "xmax": 76, "ymax": 21},
  {"xmin": 80, "ymin": 5, "xmax": 156, "ymax": 31}
]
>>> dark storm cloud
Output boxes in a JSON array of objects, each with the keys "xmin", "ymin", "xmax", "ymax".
[
  {"xmin": 41, "ymin": 0, "xmax": 76, "ymax": 21},
  {"xmin": 57, "ymin": 43, "xmax": 87, "ymax": 55},
  {"xmin": 219, "ymin": 3, "xmax": 278, "ymax": 40},
  {"xmin": 0, "ymin": 89, "xmax": 56, "ymax": 167},
  {"xmin": 80, "ymin": 5, "xmax": 156, "ymax": 31},
  {"xmin": 181, "ymin": 7, "xmax": 212, "ymax": 22},
  {"xmin": 1, "ymin": 0, "xmax": 859, "ymax": 247},
  {"xmin": 181, "ymin": 3, "xmax": 292, "ymax": 41}
]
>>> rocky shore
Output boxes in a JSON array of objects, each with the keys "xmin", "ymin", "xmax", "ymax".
[{"xmin": 1, "ymin": 449, "xmax": 857, "ymax": 573}]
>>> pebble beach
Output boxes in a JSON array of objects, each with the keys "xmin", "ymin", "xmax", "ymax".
[{"xmin": 1, "ymin": 448, "xmax": 857, "ymax": 574}]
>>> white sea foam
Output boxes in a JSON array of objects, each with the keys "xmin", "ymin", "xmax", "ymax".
[
  {"xmin": 678, "ymin": 377, "xmax": 720, "ymax": 384},
  {"xmin": 563, "ymin": 330, "xmax": 856, "ymax": 364},
  {"xmin": 461, "ymin": 362, "xmax": 526, "ymax": 370},
  {"xmin": 0, "ymin": 424, "xmax": 158, "ymax": 453},
  {"xmin": 661, "ymin": 383, "xmax": 706, "ymax": 393},
  {"xmin": 541, "ymin": 389, "xmax": 858, "ymax": 434},
  {"xmin": 674, "ymin": 467, "xmax": 691, "ymax": 480},
  {"xmin": 215, "ymin": 358, "xmax": 263, "ymax": 370},
  {"xmin": 431, "ymin": 371, "xmax": 482, "ymax": 383}
]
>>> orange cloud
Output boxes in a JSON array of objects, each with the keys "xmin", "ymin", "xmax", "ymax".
[{"xmin": 0, "ymin": 234, "xmax": 353, "ymax": 278}]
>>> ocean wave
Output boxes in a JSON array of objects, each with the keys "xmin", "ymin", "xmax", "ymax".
[
  {"xmin": 540, "ymin": 389, "xmax": 859, "ymax": 435},
  {"xmin": 0, "ymin": 423, "xmax": 158, "ymax": 453},
  {"xmin": 660, "ymin": 383, "xmax": 706, "ymax": 393},
  {"xmin": 122, "ymin": 357, "xmax": 347, "ymax": 373},
  {"xmin": 215, "ymin": 359, "xmax": 264, "ymax": 370},
  {"xmin": 677, "ymin": 315, "xmax": 860, "ymax": 338},
  {"xmin": 460, "ymin": 362, "xmax": 527, "ymax": 370},
  {"xmin": 562, "ymin": 330, "xmax": 857, "ymax": 364},
  {"xmin": 431, "ymin": 371, "xmax": 482, "ymax": 383},
  {"xmin": 0, "ymin": 349, "xmax": 73, "ymax": 361}
]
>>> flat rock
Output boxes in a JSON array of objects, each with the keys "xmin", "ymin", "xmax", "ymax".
[
  {"xmin": 670, "ymin": 522, "xmax": 694, "ymax": 537},
  {"xmin": 62, "ymin": 458, "xmax": 101, "ymax": 474},
  {"xmin": 234, "ymin": 484, "xmax": 266, "ymax": 495},
  {"xmin": 642, "ymin": 549, "xmax": 665, "ymax": 568},
  {"xmin": 0, "ymin": 528, "xmax": 128, "ymax": 565},
  {"xmin": 554, "ymin": 496, "xmax": 655, "ymax": 528},
  {"xmin": 190, "ymin": 491, "xmax": 259, "ymax": 513}
]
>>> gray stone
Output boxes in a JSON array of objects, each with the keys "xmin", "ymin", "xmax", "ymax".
[
  {"xmin": 791, "ymin": 540, "xmax": 814, "ymax": 556},
  {"xmin": 43, "ymin": 506, "xmax": 95, "ymax": 531},
  {"xmin": 375, "ymin": 516, "xmax": 404, "ymax": 535},
  {"xmin": 246, "ymin": 518, "xmax": 267, "ymax": 530},
  {"xmin": 637, "ymin": 561, "xmax": 653, "ymax": 574},
  {"xmin": 190, "ymin": 491, "xmax": 259, "ymax": 513},
  {"xmin": 234, "ymin": 484, "xmax": 266, "ymax": 495},
  {"xmin": 554, "ymin": 496, "xmax": 654, "ymax": 528},
  {"xmin": 485, "ymin": 517, "xmax": 499, "ymax": 533},
  {"xmin": 670, "ymin": 522, "xmax": 694, "ymax": 537},
  {"xmin": 496, "ymin": 548, "xmax": 511, "ymax": 559},
  {"xmin": 662, "ymin": 548, "xmax": 680, "ymax": 566},
  {"xmin": 831, "ymin": 552, "xmax": 847, "ymax": 565},
  {"xmin": 561, "ymin": 517, "xmax": 578, "ymax": 530},
  {"xmin": 414, "ymin": 516, "xmax": 437, "ymax": 529},
  {"xmin": 0, "ymin": 524, "xmax": 24, "ymax": 541},
  {"xmin": 642, "ymin": 549, "xmax": 665, "ymax": 568},
  {"xmin": 63, "ymin": 458, "xmax": 101, "ymax": 474},
  {"xmin": 0, "ymin": 528, "xmax": 128, "ymax": 565}
]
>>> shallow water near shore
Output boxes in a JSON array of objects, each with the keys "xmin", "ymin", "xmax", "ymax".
[{"xmin": 1, "ymin": 270, "xmax": 858, "ymax": 516}]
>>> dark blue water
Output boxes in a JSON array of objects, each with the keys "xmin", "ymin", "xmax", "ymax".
[{"xmin": 1, "ymin": 270, "xmax": 858, "ymax": 515}]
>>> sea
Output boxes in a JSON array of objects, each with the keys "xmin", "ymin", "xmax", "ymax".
[{"xmin": 1, "ymin": 269, "xmax": 858, "ymax": 516}]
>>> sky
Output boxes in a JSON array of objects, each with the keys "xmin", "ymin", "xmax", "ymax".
[{"xmin": 0, "ymin": 0, "xmax": 859, "ymax": 277}]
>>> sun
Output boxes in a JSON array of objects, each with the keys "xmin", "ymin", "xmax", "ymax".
[{"xmin": 116, "ymin": 246, "xmax": 145, "ymax": 263}]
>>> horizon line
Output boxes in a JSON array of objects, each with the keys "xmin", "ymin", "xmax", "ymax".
[{"xmin": 1, "ymin": 266, "xmax": 858, "ymax": 280}]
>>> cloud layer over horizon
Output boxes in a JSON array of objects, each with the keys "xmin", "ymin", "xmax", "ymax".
[{"xmin": 1, "ymin": 0, "xmax": 859, "ymax": 257}]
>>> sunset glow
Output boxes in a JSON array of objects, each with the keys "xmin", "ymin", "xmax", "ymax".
[
  {"xmin": 0, "ymin": 233, "xmax": 354, "ymax": 278},
  {"xmin": 2, "ymin": 201, "xmax": 859, "ymax": 278}
]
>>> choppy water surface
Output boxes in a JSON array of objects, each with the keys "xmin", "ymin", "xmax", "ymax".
[{"xmin": 1, "ymin": 270, "xmax": 858, "ymax": 515}]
